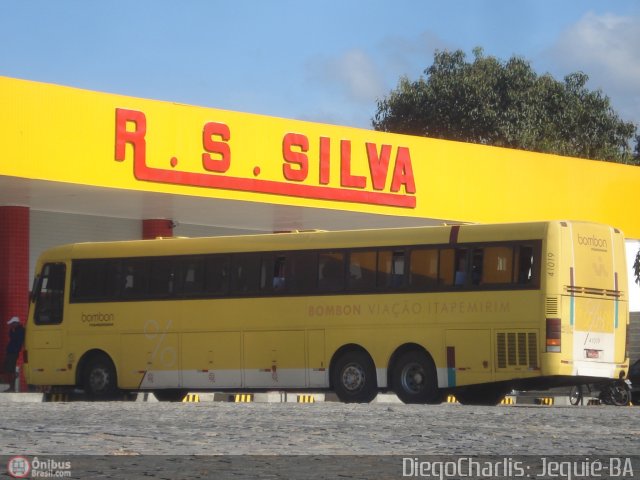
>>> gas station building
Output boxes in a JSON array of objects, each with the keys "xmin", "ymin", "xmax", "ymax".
[{"xmin": 1, "ymin": 75, "xmax": 640, "ymax": 370}]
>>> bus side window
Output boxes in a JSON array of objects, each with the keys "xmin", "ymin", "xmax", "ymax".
[
  {"xmin": 120, "ymin": 260, "xmax": 150, "ymax": 299},
  {"xmin": 410, "ymin": 248, "xmax": 438, "ymax": 289},
  {"xmin": 318, "ymin": 252, "xmax": 345, "ymax": 292},
  {"xmin": 482, "ymin": 246, "xmax": 513, "ymax": 285},
  {"xmin": 148, "ymin": 260, "xmax": 175, "ymax": 297},
  {"xmin": 439, "ymin": 249, "xmax": 455, "ymax": 287},
  {"xmin": 34, "ymin": 263, "xmax": 66, "ymax": 325},
  {"xmin": 231, "ymin": 254, "xmax": 261, "ymax": 295},
  {"xmin": 259, "ymin": 254, "xmax": 286, "ymax": 293},
  {"xmin": 453, "ymin": 249, "xmax": 469, "ymax": 287},
  {"xmin": 178, "ymin": 258, "xmax": 205, "ymax": 296},
  {"xmin": 204, "ymin": 255, "xmax": 230, "ymax": 296},
  {"xmin": 515, "ymin": 245, "xmax": 534, "ymax": 285},
  {"xmin": 471, "ymin": 248, "xmax": 483, "ymax": 286},
  {"xmin": 348, "ymin": 250, "xmax": 376, "ymax": 291},
  {"xmin": 272, "ymin": 255, "xmax": 287, "ymax": 292},
  {"xmin": 72, "ymin": 260, "xmax": 109, "ymax": 302},
  {"xmin": 288, "ymin": 251, "xmax": 318, "ymax": 293},
  {"xmin": 378, "ymin": 249, "xmax": 406, "ymax": 289}
]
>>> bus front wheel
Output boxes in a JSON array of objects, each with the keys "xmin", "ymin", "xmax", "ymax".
[
  {"xmin": 392, "ymin": 350, "xmax": 440, "ymax": 404},
  {"xmin": 331, "ymin": 350, "xmax": 378, "ymax": 403},
  {"xmin": 83, "ymin": 354, "xmax": 118, "ymax": 400}
]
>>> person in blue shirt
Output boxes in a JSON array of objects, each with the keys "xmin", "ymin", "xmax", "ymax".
[{"xmin": 3, "ymin": 317, "xmax": 25, "ymax": 392}]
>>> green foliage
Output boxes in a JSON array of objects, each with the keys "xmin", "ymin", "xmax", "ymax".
[{"xmin": 373, "ymin": 48, "xmax": 638, "ymax": 164}]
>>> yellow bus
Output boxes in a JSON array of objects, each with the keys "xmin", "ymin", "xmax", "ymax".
[{"xmin": 24, "ymin": 220, "xmax": 629, "ymax": 404}]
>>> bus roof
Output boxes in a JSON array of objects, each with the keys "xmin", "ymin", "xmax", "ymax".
[{"xmin": 34, "ymin": 221, "xmax": 574, "ymax": 262}]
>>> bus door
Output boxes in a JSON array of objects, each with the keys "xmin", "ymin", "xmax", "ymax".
[{"xmin": 29, "ymin": 263, "xmax": 68, "ymax": 385}]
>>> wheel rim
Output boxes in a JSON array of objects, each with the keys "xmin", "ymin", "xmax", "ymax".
[
  {"xmin": 89, "ymin": 367, "xmax": 109, "ymax": 393},
  {"xmin": 341, "ymin": 363, "xmax": 366, "ymax": 392},
  {"xmin": 400, "ymin": 362, "xmax": 426, "ymax": 394}
]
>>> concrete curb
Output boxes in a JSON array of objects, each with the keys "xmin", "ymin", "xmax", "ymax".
[
  {"xmin": 0, "ymin": 392, "xmax": 45, "ymax": 403},
  {"xmin": 0, "ymin": 391, "xmax": 623, "ymax": 406}
]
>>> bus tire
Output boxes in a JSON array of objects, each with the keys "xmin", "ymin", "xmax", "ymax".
[
  {"xmin": 331, "ymin": 350, "xmax": 378, "ymax": 403},
  {"xmin": 569, "ymin": 385, "xmax": 583, "ymax": 406},
  {"xmin": 82, "ymin": 353, "xmax": 118, "ymax": 400},
  {"xmin": 392, "ymin": 350, "xmax": 440, "ymax": 404}
]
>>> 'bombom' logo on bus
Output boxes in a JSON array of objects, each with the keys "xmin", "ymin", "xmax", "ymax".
[
  {"xmin": 577, "ymin": 234, "xmax": 608, "ymax": 250},
  {"xmin": 81, "ymin": 312, "xmax": 115, "ymax": 326}
]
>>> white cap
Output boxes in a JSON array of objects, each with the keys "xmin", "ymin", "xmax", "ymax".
[{"xmin": 7, "ymin": 317, "xmax": 20, "ymax": 325}]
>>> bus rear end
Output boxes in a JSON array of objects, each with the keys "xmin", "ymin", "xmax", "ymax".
[{"xmin": 544, "ymin": 221, "xmax": 629, "ymax": 383}]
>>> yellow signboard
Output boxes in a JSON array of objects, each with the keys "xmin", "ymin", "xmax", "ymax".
[
  {"xmin": 2, "ymin": 76, "xmax": 640, "ymax": 237},
  {"xmin": 114, "ymin": 107, "xmax": 416, "ymax": 209}
]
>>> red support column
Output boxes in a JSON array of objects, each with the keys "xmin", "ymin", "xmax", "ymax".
[
  {"xmin": 0, "ymin": 206, "xmax": 29, "ymax": 390},
  {"xmin": 142, "ymin": 219, "xmax": 174, "ymax": 240}
]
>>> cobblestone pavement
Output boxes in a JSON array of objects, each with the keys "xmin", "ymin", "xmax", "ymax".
[{"xmin": 1, "ymin": 402, "xmax": 638, "ymax": 478}]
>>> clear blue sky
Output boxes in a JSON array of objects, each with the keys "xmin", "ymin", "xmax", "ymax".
[{"xmin": 2, "ymin": 0, "xmax": 639, "ymax": 129}]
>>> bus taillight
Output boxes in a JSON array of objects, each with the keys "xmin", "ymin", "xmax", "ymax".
[{"xmin": 546, "ymin": 318, "xmax": 561, "ymax": 352}]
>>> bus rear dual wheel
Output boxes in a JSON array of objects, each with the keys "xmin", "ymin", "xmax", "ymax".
[
  {"xmin": 391, "ymin": 350, "xmax": 440, "ymax": 404},
  {"xmin": 332, "ymin": 351, "xmax": 378, "ymax": 403},
  {"xmin": 332, "ymin": 349, "xmax": 440, "ymax": 404}
]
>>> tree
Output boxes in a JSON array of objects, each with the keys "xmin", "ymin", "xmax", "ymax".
[
  {"xmin": 374, "ymin": 48, "xmax": 640, "ymax": 284},
  {"xmin": 373, "ymin": 48, "xmax": 638, "ymax": 164}
]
